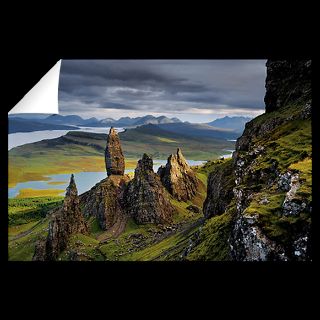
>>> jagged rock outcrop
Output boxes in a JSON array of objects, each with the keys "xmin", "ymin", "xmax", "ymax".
[
  {"xmin": 228, "ymin": 59, "xmax": 312, "ymax": 261},
  {"xmin": 105, "ymin": 127, "xmax": 125, "ymax": 176},
  {"xmin": 126, "ymin": 153, "xmax": 175, "ymax": 224},
  {"xmin": 265, "ymin": 60, "xmax": 311, "ymax": 113},
  {"xmin": 230, "ymin": 212, "xmax": 288, "ymax": 261},
  {"xmin": 80, "ymin": 175, "xmax": 130, "ymax": 230},
  {"xmin": 203, "ymin": 159, "xmax": 235, "ymax": 218},
  {"xmin": 157, "ymin": 148, "xmax": 199, "ymax": 201},
  {"xmin": 33, "ymin": 174, "xmax": 88, "ymax": 261}
]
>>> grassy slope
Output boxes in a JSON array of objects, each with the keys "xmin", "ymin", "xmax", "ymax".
[
  {"xmin": 8, "ymin": 167, "xmax": 208, "ymax": 261},
  {"xmin": 186, "ymin": 159, "xmax": 236, "ymax": 261},
  {"xmin": 8, "ymin": 218, "xmax": 50, "ymax": 261},
  {"xmin": 239, "ymin": 114, "xmax": 312, "ymax": 250},
  {"xmin": 183, "ymin": 104, "xmax": 312, "ymax": 261},
  {"xmin": 8, "ymin": 196, "xmax": 63, "ymax": 226},
  {"xmin": 9, "ymin": 128, "xmax": 234, "ymax": 187}
]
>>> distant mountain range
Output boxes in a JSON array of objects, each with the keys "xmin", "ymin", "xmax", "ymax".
[
  {"xmin": 9, "ymin": 113, "xmax": 252, "ymax": 137},
  {"xmin": 8, "ymin": 114, "xmax": 183, "ymax": 132},
  {"xmin": 207, "ymin": 116, "xmax": 252, "ymax": 134}
]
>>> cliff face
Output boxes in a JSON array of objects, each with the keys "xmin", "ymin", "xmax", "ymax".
[
  {"xmin": 200, "ymin": 59, "xmax": 312, "ymax": 261},
  {"xmin": 33, "ymin": 174, "xmax": 88, "ymax": 261},
  {"xmin": 158, "ymin": 148, "xmax": 199, "ymax": 201},
  {"xmin": 203, "ymin": 159, "xmax": 235, "ymax": 219},
  {"xmin": 126, "ymin": 154, "xmax": 175, "ymax": 224},
  {"xmin": 264, "ymin": 60, "xmax": 311, "ymax": 113},
  {"xmin": 81, "ymin": 175, "xmax": 130, "ymax": 230},
  {"xmin": 230, "ymin": 60, "xmax": 312, "ymax": 261}
]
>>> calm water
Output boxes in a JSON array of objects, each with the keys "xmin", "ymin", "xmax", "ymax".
[
  {"xmin": 8, "ymin": 160, "xmax": 205, "ymax": 198},
  {"xmin": 8, "ymin": 126, "xmax": 124, "ymax": 150}
]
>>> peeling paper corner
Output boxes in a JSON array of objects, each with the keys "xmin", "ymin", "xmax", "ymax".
[{"xmin": 8, "ymin": 59, "xmax": 61, "ymax": 115}]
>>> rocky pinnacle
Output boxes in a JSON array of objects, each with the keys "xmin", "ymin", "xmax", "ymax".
[
  {"xmin": 125, "ymin": 153, "xmax": 175, "ymax": 224},
  {"xmin": 33, "ymin": 174, "xmax": 88, "ymax": 261},
  {"xmin": 158, "ymin": 148, "xmax": 199, "ymax": 201},
  {"xmin": 105, "ymin": 127, "xmax": 125, "ymax": 176}
]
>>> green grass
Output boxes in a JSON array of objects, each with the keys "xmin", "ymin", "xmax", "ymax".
[
  {"xmin": 87, "ymin": 217, "xmax": 104, "ymax": 236},
  {"xmin": 8, "ymin": 196, "xmax": 63, "ymax": 226},
  {"xmin": 8, "ymin": 218, "xmax": 50, "ymax": 261},
  {"xmin": 59, "ymin": 234, "xmax": 104, "ymax": 261},
  {"xmin": 8, "ymin": 220, "xmax": 40, "ymax": 237},
  {"xmin": 124, "ymin": 218, "xmax": 141, "ymax": 233},
  {"xmin": 123, "ymin": 231, "xmax": 185, "ymax": 261},
  {"xmin": 196, "ymin": 172, "xmax": 208, "ymax": 187},
  {"xmin": 187, "ymin": 203, "xmax": 236, "ymax": 261},
  {"xmin": 289, "ymin": 158, "xmax": 312, "ymax": 201},
  {"xmin": 242, "ymin": 191, "xmax": 310, "ymax": 246}
]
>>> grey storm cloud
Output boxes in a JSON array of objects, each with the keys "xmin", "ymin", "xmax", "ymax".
[{"xmin": 58, "ymin": 60, "xmax": 267, "ymax": 120}]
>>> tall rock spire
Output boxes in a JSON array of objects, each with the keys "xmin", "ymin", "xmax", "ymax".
[{"xmin": 105, "ymin": 127, "xmax": 125, "ymax": 176}]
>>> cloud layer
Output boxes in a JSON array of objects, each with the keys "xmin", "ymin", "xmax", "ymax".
[{"xmin": 59, "ymin": 60, "xmax": 266, "ymax": 122}]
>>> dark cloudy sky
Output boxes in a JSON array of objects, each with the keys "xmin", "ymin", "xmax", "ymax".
[{"xmin": 59, "ymin": 60, "xmax": 267, "ymax": 122}]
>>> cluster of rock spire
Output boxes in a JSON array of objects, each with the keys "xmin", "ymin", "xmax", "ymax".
[{"xmin": 34, "ymin": 127, "xmax": 200, "ymax": 260}]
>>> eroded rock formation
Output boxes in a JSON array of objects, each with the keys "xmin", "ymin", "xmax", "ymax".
[
  {"xmin": 33, "ymin": 174, "xmax": 88, "ymax": 261},
  {"xmin": 81, "ymin": 175, "xmax": 130, "ymax": 230},
  {"xmin": 158, "ymin": 148, "xmax": 199, "ymax": 201},
  {"xmin": 126, "ymin": 153, "xmax": 175, "ymax": 224},
  {"xmin": 105, "ymin": 127, "xmax": 125, "ymax": 176}
]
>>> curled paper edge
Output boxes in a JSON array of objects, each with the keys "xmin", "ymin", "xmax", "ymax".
[{"xmin": 8, "ymin": 59, "xmax": 61, "ymax": 115}]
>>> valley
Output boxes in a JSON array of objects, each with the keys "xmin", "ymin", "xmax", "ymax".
[
  {"xmin": 9, "ymin": 124, "xmax": 235, "ymax": 189},
  {"xmin": 8, "ymin": 59, "xmax": 312, "ymax": 262}
]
